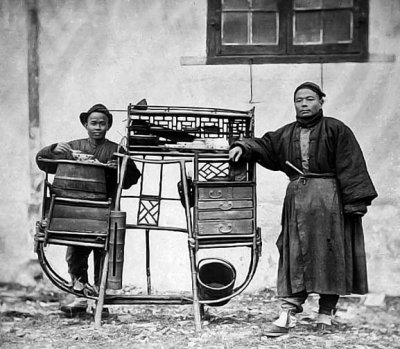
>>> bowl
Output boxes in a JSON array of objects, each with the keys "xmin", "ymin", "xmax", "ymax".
[{"xmin": 71, "ymin": 150, "xmax": 95, "ymax": 161}]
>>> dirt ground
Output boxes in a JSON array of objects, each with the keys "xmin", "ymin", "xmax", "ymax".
[{"xmin": 1, "ymin": 282, "xmax": 399, "ymax": 349}]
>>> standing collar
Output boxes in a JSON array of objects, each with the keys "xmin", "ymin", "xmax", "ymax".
[{"xmin": 296, "ymin": 109, "xmax": 323, "ymax": 128}]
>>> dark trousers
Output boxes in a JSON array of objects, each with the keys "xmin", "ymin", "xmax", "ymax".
[
  {"xmin": 280, "ymin": 290, "xmax": 339, "ymax": 315},
  {"xmin": 65, "ymin": 246, "xmax": 103, "ymax": 286}
]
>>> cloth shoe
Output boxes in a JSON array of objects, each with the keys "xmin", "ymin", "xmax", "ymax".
[
  {"xmin": 316, "ymin": 313, "xmax": 333, "ymax": 332},
  {"xmin": 264, "ymin": 310, "xmax": 296, "ymax": 337},
  {"xmin": 60, "ymin": 297, "xmax": 88, "ymax": 316},
  {"xmin": 67, "ymin": 278, "xmax": 98, "ymax": 297},
  {"xmin": 69, "ymin": 279, "xmax": 85, "ymax": 292}
]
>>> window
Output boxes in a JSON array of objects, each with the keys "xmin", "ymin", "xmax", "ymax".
[{"xmin": 206, "ymin": 0, "xmax": 368, "ymax": 64}]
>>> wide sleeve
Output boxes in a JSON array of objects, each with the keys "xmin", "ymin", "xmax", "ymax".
[
  {"xmin": 335, "ymin": 125, "xmax": 377, "ymax": 207},
  {"xmin": 36, "ymin": 143, "xmax": 70, "ymax": 173},
  {"xmin": 231, "ymin": 132, "xmax": 281, "ymax": 171}
]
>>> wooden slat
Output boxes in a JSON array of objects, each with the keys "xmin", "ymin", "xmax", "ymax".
[
  {"xmin": 55, "ymin": 197, "xmax": 110, "ymax": 206},
  {"xmin": 198, "ymin": 210, "xmax": 253, "ymax": 220},
  {"xmin": 50, "ymin": 218, "xmax": 108, "ymax": 231},
  {"xmin": 44, "ymin": 238, "xmax": 105, "ymax": 249},
  {"xmin": 47, "ymin": 230, "xmax": 107, "ymax": 237},
  {"xmin": 52, "ymin": 204, "xmax": 109, "ymax": 221}
]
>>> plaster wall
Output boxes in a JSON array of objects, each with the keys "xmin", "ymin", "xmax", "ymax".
[
  {"xmin": 0, "ymin": 0, "xmax": 32, "ymax": 282},
  {"xmin": 0, "ymin": 0, "xmax": 399, "ymax": 295}
]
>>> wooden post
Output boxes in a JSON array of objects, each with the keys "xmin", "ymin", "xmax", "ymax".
[
  {"xmin": 94, "ymin": 251, "xmax": 109, "ymax": 329},
  {"xmin": 27, "ymin": 0, "xmax": 42, "ymax": 236},
  {"xmin": 179, "ymin": 160, "xmax": 201, "ymax": 333},
  {"xmin": 145, "ymin": 229, "xmax": 151, "ymax": 295}
]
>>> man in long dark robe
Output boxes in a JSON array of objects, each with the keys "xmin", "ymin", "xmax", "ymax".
[
  {"xmin": 229, "ymin": 82, "xmax": 377, "ymax": 336},
  {"xmin": 36, "ymin": 103, "xmax": 141, "ymax": 315}
]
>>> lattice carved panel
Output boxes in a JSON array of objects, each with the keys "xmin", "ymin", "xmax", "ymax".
[
  {"xmin": 198, "ymin": 162, "xmax": 230, "ymax": 181},
  {"xmin": 137, "ymin": 199, "xmax": 160, "ymax": 225}
]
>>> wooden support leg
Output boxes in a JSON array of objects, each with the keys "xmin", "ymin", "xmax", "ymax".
[
  {"xmin": 115, "ymin": 156, "xmax": 128, "ymax": 211},
  {"xmin": 179, "ymin": 159, "xmax": 202, "ymax": 333},
  {"xmin": 145, "ymin": 229, "xmax": 151, "ymax": 295},
  {"xmin": 94, "ymin": 251, "xmax": 109, "ymax": 329},
  {"xmin": 189, "ymin": 247, "xmax": 202, "ymax": 333}
]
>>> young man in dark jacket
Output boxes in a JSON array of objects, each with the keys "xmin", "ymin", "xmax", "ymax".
[
  {"xmin": 36, "ymin": 103, "xmax": 141, "ymax": 315},
  {"xmin": 229, "ymin": 82, "xmax": 377, "ymax": 336}
]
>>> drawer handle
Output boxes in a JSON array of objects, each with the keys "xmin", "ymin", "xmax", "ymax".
[
  {"xmin": 209, "ymin": 190, "xmax": 222, "ymax": 199},
  {"xmin": 218, "ymin": 223, "xmax": 232, "ymax": 234},
  {"xmin": 219, "ymin": 201, "xmax": 233, "ymax": 210}
]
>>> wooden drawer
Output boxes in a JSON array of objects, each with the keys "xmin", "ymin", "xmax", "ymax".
[
  {"xmin": 198, "ymin": 200, "xmax": 253, "ymax": 210},
  {"xmin": 198, "ymin": 209, "xmax": 253, "ymax": 220},
  {"xmin": 232, "ymin": 186, "xmax": 253, "ymax": 199},
  {"xmin": 198, "ymin": 186, "xmax": 253, "ymax": 200},
  {"xmin": 197, "ymin": 219, "xmax": 253, "ymax": 235}
]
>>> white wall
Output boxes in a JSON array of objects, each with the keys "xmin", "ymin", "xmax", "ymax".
[
  {"xmin": 0, "ymin": 0, "xmax": 33, "ymax": 282},
  {"xmin": 0, "ymin": 0, "xmax": 399, "ymax": 295}
]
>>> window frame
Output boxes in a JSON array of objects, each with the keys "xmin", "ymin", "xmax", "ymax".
[{"xmin": 206, "ymin": 0, "xmax": 369, "ymax": 64}]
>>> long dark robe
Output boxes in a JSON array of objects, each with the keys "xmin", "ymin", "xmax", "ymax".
[{"xmin": 234, "ymin": 116, "xmax": 377, "ymax": 296}]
